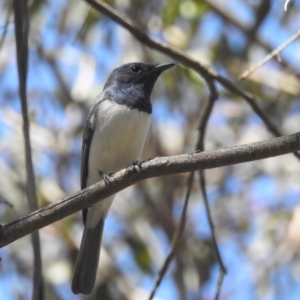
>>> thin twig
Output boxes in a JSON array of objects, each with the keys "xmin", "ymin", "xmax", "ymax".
[
  {"xmin": 0, "ymin": 195, "xmax": 13, "ymax": 208},
  {"xmin": 73, "ymin": 7, "xmax": 93, "ymax": 44},
  {"xmin": 202, "ymin": 0, "xmax": 300, "ymax": 80},
  {"xmin": 139, "ymin": 185, "xmax": 187, "ymax": 297},
  {"xmin": 214, "ymin": 270, "xmax": 225, "ymax": 300},
  {"xmin": 147, "ymin": 69, "xmax": 221, "ymax": 300},
  {"xmin": 239, "ymin": 29, "xmax": 300, "ymax": 80},
  {"xmin": 84, "ymin": 0, "xmax": 212, "ymax": 80},
  {"xmin": 199, "ymin": 170, "xmax": 226, "ymax": 298},
  {"xmin": 84, "ymin": 0, "xmax": 300, "ymax": 163},
  {"xmin": 148, "ymin": 172, "xmax": 194, "ymax": 300},
  {"xmin": 1, "ymin": 132, "xmax": 300, "ymax": 247},
  {"xmin": 196, "ymin": 79, "xmax": 227, "ymax": 300},
  {"xmin": 148, "ymin": 76, "xmax": 223, "ymax": 299},
  {"xmin": 0, "ymin": 0, "xmax": 12, "ymax": 50},
  {"xmin": 35, "ymin": 43, "xmax": 74, "ymax": 106},
  {"xmin": 196, "ymin": 78, "xmax": 219, "ymax": 150},
  {"xmin": 13, "ymin": 1, "xmax": 44, "ymax": 299},
  {"xmin": 215, "ymin": 75, "xmax": 300, "ymax": 161}
]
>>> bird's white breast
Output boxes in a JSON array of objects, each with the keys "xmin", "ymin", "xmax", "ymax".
[
  {"xmin": 86, "ymin": 100, "xmax": 151, "ymax": 228},
  {"xmin": 87, "ymin": 100, "xmax": 152, "ymax": 187}
]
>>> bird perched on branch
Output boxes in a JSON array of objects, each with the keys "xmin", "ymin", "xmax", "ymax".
[{"xmin": 72, "ymin": 62, "xmax": 175, "ymax": 295}]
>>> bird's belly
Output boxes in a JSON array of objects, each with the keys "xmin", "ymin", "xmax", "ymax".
[{"xmin": 87, "ymin": 101, "xmax": 151, "ymax": 186}]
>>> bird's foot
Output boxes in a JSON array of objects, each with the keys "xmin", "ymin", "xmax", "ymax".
[
  {"xmin": 132, "ymin": 160, "xmax": 142, "ymax": 172},
  {"xmin": 99, "ymin": 169, "xmax": 114, "ymax": 186}
]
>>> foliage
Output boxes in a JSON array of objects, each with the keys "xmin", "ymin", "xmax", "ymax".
[{"xmin": 0, "ymin": 0, "xmax": 300, "ymax": 299}]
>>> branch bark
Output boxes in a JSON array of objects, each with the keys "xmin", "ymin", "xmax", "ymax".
[{"xmin": 0, "ymin": 132, "xmax": 299, "ymax": 248}]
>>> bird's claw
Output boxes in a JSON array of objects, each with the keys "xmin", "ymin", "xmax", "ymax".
[
  {"xmin": 132, "ymin": 160, "xmax": 142, "ymax": 172},
  {"xmin": 99, "ymin": 170, "xmax": 114, "ymax": 186}
]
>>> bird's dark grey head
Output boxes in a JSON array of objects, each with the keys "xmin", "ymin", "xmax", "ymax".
[{"xmin": 103, "ymin": 62, "xmax": 175, "ymax": 113}]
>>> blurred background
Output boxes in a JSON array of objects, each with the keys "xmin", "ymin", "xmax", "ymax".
[{"xmin": 0, "ymin": 0, "xmax": 300, "ymax": 299}]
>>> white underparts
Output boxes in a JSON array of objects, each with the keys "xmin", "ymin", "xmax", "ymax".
[{"xmin": 86, "ymin": 100, "xmax": 152, "ymax": 228}]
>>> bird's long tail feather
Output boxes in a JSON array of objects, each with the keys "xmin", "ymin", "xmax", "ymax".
[{"xmin": 72, "ymin": 218, "xmax": 104, "ymax": 295}]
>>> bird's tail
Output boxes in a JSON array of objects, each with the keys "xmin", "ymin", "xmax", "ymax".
[{"xmin": 72, "ymin": 218, "xmax": 104, "ymax": 295}]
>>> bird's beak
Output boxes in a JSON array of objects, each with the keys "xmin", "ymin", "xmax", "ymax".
[
  {"xmin": 144, "ymin": 63, "xmax": 174, "ymax": 96},
  {"xmin": 154, "ymin": 63, "xmax": 175, "ymax": 73}
]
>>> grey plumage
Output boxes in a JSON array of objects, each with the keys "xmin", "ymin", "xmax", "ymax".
[{"xmin": 72, "ymin": 218, "xmax": 104, "ymax": 295}]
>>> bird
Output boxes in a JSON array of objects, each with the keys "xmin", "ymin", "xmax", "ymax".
[{"xmin": 72, "ymin": 62, "xmax": 175, "ymax": 295}]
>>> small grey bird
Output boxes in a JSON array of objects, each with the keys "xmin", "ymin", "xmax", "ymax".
[{"xmin": 72, "ymin": 62, "xmax": 174, "ymax": 295}]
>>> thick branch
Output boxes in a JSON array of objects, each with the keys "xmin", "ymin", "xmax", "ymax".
[{"xmin": 0, "ymin": 132, "xmax": 299, "ymax": 248}]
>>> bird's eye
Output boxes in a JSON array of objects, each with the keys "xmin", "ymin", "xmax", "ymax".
[{"xmin": 130, "ymin": 66, "xmax": 141, "ymax": 73}]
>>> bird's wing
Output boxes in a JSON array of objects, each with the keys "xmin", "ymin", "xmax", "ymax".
[{"xmin": 81, "ymin": 93, "xmax": 106, "ymax": 224}]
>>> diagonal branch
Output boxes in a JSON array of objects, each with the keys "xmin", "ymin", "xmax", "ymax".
[
  {"xmin": 202, "ymin": 0, "xmax": 300, "ymax": 80},
  {"xmin": 84, "ymin": 0, "xmax": 300, "ymax": 162},
  {"xmin": 0, "ymin": 132, "xmax": 299, "ymax": 248},
  {"xmin": 84, "ymin": 0, "xmax": 213, "ymax": 80},
  {"xmin": 239, "ymin": 29, "xmax": 300, "ymax": 80},
  {"xmin": 215, "ymin": 75, "xmax": 300, "ymax": 160}
]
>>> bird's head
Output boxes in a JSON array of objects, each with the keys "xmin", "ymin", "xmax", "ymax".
[{"xmin": 104, "ymin": 62, "xmax": 175, "ymax": 99}]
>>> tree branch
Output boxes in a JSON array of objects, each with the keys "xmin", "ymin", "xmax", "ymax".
[
  {"xmin": 1, "ymin": 132, "xmax": 299, "ymax": 248},
  {"xmin": 196, "ymin": 80, "xmax": 226, "ymax": 299},
  {"xmin": 0, "ymin": 0, "xmax": 12, "ymax": 50},
  {"xmin": 148, "ymin": 172, "xmax": 195, "ymax": 300},
  {"xmin": 84, "ymin": 0, "xmax": 300, "ymax": 162},
  {"xmin": 202, "ymin": 0, "xmax": 300, "ymax": 80},
  {"xmin": 13, "ymin": 1, "xmax": 44, "ymax": 299},
  {"xmin": 148, "ymin": 46, "xmax": 220, "ymax": 300},
  {"xmin": 239, "ymin": 29, "xmax": 300, "ymax": 80},
  {"xmin": 215, "ymin": 75, "xmax": 300, "ymax": 161}
]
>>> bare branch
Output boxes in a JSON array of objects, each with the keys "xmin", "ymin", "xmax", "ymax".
[
  {"xmin": 214, "ymin": 271, "xmax": 225, "ymax": 300},
  {"xmin": 148, "ymin": 53, "xmax": 220, "ymax": 300},
  {"xmin": 84, "ymin": 0, "xmax": 213, "ymax": 80},
  {"xmin": 202, "ymin": 0, "xmax": 300, "ymax": 80},
  {"xmin": 73, "ymin": 7, "xmax": 93, "ymax": 44},
  {"xmin": 84, "ymin": 0, "xmax": 300, "ymax": 163},
  {"xmin": 0, "ymin": 195, "xmax": 13, "ymax": 208},
  {"xmin": 239, "ymin": 29, "xmax": 300, "ymax": 80},
  {"xmin": 13, "ymin": 1, "xmax": 44, "ymax": 299},
  {"xmin": 0, "ymin": 132, "xmax": 299, "ymax": 248},
  {"xmin": 35, "ymin": 44, "xmax": 74, "ymax": 106},
  {"xmin": 148, "ymin": 172, "xmax": 195, "ymax": 300},
  {"xmin": 0, "ymin": 0, "xmax": 12, "ymax": 50},
  {"xmin": 215, "ymin": 75, "xmax": 300, "ymax": 161},
  {"xmin": 195, "ymin": 79, "xmax": 226, "ymax": 299}
]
